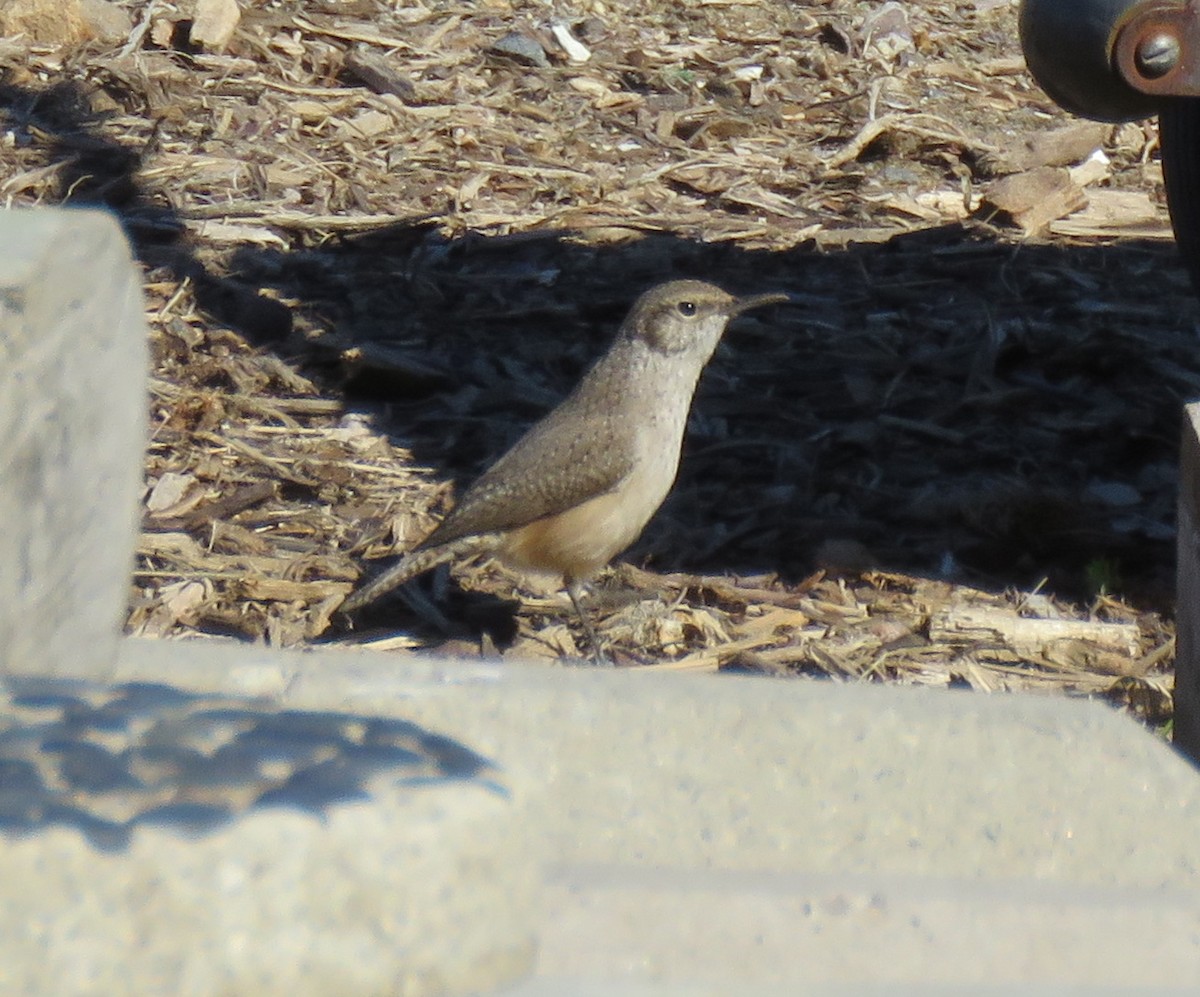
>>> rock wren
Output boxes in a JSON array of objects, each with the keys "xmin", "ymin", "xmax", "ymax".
[{"xmin": 341, "ymin": 279, "xmax": 787, "ymax": 645}]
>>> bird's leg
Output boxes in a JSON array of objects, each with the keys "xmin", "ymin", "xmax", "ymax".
[{"xmin": 566, "ymin": 576, "xmax": 609, "ymax": 665}]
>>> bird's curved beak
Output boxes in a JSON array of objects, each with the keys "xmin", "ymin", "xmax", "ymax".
[{"xmin": 729, "ymin": 291, "xmax": 790, "ymax": 316}]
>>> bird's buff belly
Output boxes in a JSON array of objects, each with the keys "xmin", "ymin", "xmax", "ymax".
[{"xmin": 498, "ymin": 476, "xmax": 668, "ymax": 582}]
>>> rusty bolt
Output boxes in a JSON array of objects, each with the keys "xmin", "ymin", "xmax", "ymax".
[{"xmin": 1134, "ymin": 31, "xmax": 1181, "ymax": 79}]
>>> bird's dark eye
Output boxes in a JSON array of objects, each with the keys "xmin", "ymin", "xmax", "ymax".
[{"xmin": 677, "ymin": 301, "xmax": 697, "ymax": 316}]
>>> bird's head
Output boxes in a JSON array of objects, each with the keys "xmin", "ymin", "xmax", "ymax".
[{"xmin": 624, "ymin": 279, "xmax": 788, "ymax": 359}]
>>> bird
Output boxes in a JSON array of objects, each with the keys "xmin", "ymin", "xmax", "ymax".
[{"xmin": 340, "ymin": 279, "xmax": 788, "ymax": 655}]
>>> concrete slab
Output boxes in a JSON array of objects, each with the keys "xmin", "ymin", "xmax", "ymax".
[
  {"xmin": 0, "ymin": 675, "xmax": 538, "ymax": 996},
  {"xmin": 0, "ymin": 208, "xmax": 147, "ymax": 679},
  {"xmin": 112, "ymin": 638, "xmax": 1200, "ymax": 990}
]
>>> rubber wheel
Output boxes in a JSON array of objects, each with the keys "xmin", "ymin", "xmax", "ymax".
[
  {"xmin": 1160, "ymin": 98, "xmax": 1200, "ymax": 292},
  {"xmin": 1020, "ymin": 0, "xmax": 1157, "ymax": 122}
]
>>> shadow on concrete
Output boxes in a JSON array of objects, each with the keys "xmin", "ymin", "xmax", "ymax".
[{"xmin": 0, "ymin": 676, "xmax": 500, "ymax": 852}]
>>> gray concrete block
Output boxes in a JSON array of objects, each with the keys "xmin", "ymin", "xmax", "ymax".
[
  {"xmin": 0, "ymin": 677, "xmax": 538, "ymax": 996},
  {"xmin": 112, "ymin": 638, "xmax": 1200, "ymax": 990},
  {"xmin": 0, "ymin": 209, "xmax": 147, "ymax": 678},
  {"xmin": 524, "ymin": 866, "xmax": 1200, "ymax": 991}
]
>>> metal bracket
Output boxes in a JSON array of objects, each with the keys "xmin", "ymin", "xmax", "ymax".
[{"xmin": 1114, "ymin": 0, "xmax": 1200, "ymax": 96}]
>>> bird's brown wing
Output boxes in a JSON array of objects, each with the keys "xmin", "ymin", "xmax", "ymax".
[{"xmin": 417, "ymin": 405, "xmax": 637, "ymax": 549}]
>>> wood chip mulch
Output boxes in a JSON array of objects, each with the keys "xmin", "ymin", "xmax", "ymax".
[{"xmin": 0, "ymin": 0, "xmax": 1185, "ymax": 730}]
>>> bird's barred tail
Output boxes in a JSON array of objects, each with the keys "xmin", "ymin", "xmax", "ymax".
[{"xmin": 340, "ymin": 535, "xmax": 500, "ymax": 614}]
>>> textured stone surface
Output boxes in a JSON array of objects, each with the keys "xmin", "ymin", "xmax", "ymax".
[
  {"xmin": 0, "ymin": 676, "xmax": 538, "ymax": 996},
  {"xmin": 112, "ymin": 638, "xmax": 1200, "ymax": 989},
  {"xmin": 521, "ymin": 865, "xmax": 1200, "ymax": 991},
  {"xmin": 0, "ymin": 209, "xmax": 146, "ymax": 678}
]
